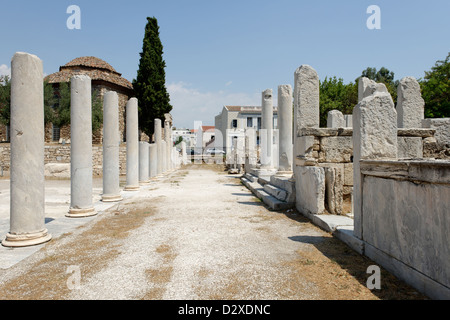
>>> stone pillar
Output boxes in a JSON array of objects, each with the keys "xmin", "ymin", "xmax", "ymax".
[
  {"xmin": 2, "ymin": 52, "xmax": 52, "ymax": 247},
  {"xmin": 155, "ymin": 119, "xmax": 163, "ymax": 175},
  {"xmin": 397, "ymin": 76, "xmax": 424, "ymax": 128},
  {"xmin": 149, "ymin": 143, "xmax": 158, "ymax": 178},
  {"xmin": 353, "ymin": 89, "xmax": 397, "ymax": 239},
  {"xmin": 164, "ymin": 120, "xmax": 172, "ymax": 171},
  {"xmin": 102, "ymin": 91, "xmax": 122, "ymax": 202},
  {"xmin": 139, "ymin": 141, "xmax": 150, "ymax": 185},
  {"xmin": 181, "ymin": 141, "xmax": 188, "ymax": 165},
  {"xmin": 358, "ymin": 77, "xmax": 388, "ymax": 102},
  {"xmin": 67, "ymin": 75, "xmax": 97, "ymax": 217},
  {"xmin": 124, "ymin": 98, "xmax": 140, "ymax": 191},
  {"xmin": 245, "ymin": 128, "xmax": 257, "ymax": 173},
  {"xmin": 277, "ymin": 84, "xmax": 293, "ymax": 174},
  {"xmin": 260, "ymin": 89, "xmax": 273, "ymax": 168},
  {"xmin": 327, "ymin": 110, "xmax": 345, "ymax": 128},
  {"xmin": 294, "ymin": 65, "xmax": 320, "ymax": 131},
  {"xmin": 161, "ymin": 140, "xmax": 167, "ymax": 173}
]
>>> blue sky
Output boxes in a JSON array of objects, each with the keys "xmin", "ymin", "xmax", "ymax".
[{"xmin": 0, "ymin": 0, "xmax": 449, "ymax": 129}]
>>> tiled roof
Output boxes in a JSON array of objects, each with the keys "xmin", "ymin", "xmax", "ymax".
[
  {"xmin": 63, "ymin": 56, "xmax": 119, "ymax": 74},
  {"xmin": 45, "ymin": 56, "xmax": 133, "ymax": 91}
]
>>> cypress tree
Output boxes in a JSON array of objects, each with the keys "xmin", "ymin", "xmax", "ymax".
[{"xmin": 133, "ymin": 17, "xmax": 172, "ymax": 138}]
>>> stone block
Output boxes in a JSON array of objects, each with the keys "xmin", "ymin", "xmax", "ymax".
[
  {"xmin": 397, "ymin": 76, "xmax": 424, "ymax": 128},
  {"xmin": 44, "ymin": 163, "xmax": 70, "ymax": 178},
  {"xmin": 324, "ymin": 166, "xmax": 343, "ymax": 215},
  {"xmin": 294, "ymin": 166, "xmax": 325, "ymax": 215},
  {"xmin": 327, "ymin": 110, "xmax": 345, "ymax": 128},
  {"xmin": 397, "ymin": 136, "xmax": 423, "ymax": 159},
  {"xmin": 318, "ymin": 136, "xmax": 353, "ymax": 163},
  {"xmin": 344, "ymin": 163, "xmax": 353, "ymax": 186}
]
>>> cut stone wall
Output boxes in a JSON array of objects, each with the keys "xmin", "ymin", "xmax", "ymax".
[{"xmin": 0, "ymin": 143, "xmax": 128, "ymax": 176}]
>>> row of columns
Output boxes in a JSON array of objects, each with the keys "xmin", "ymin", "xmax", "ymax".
[
  {"xmin": 1, "ymin": 52, "xmax": 177, "ymax": 247},
  {"xmin": 245, "ymin": 85, "xmax": 294, "ymax": 175}
]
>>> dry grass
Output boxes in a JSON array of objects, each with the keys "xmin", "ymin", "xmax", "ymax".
[
  {"xmin": 142, "ymin": 244, "xmax": 177, "ymax": 300},
  {"xmin": 0, "ymin": 198, "xmax": 158, "ymax": 300}
]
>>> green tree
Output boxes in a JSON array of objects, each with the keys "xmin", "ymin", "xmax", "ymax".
[
  {"xmin": 1, "ymin": 79, "xmax": 102, "ymax": 134},
  {"xmin": 420, "ymin": 52, "xmax": 450, "ymax": 118},
  {"xmin": 319, "ymin": 76, "xmax": 358, "ymax": 127},
  {"xmin": 0, "ymin": 75, "xmax": 11, "ymax": 126},
  {"xmin": 133, "ymin": 17, "xmax": 172, "ymax": 138}
]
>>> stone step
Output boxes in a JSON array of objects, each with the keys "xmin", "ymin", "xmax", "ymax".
[
  {"xmin": 241, "ymin": 176, "xmax": 294, "ymax": 211},
  {"xmin": 263, "ymin": 183, "xmax": 288, "ymax": 202},
  {"xmin": 244, "ymin": 173, "xmax": 258, "ymax": 183}
]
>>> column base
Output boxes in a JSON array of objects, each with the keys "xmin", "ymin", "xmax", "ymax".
[
  {"xmin": 66, "ymin": 207, "xmax": 97, "ymax": 218},
  {"xmin": 139, "ymin": 181, "xmax": 150, "ymax": 186},
  {"xmin": 101, "ymin": 194, "xmax": 123, "ymax": 202},
  {"xmin": 124, "ymin": 185, "xmax": 140, "ymax": 191},
  {"xmin": 2, "ymin": 229, "xmax": 52, "ymax": 247}
]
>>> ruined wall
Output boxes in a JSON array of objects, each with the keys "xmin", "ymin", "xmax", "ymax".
[{"xmin": 0, "ymin": 143, "xmax": 128, "ymax": 176}]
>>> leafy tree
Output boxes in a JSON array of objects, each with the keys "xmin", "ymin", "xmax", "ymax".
[
  {"xmin": 133, "ymin": 16, "xmax": 172, "ymax": 138},
  {"xmin": 0, "ymin": 75, "xmax": 11, "ymax": 126},
  {"xmin": 420, "ymin": 52, "xmax": 450, "ymax": 118},
  {"xmin": 0, "ymin": 79, "xmax": 102, "ymax": 134},
  {"xmin": 319, "ymin": 76, "xmax": 358, "ymax": 127}
]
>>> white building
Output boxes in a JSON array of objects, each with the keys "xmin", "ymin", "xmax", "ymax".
[{"xmin": 214, "ymin": 105, "xmax": 278, "ymax": 154}]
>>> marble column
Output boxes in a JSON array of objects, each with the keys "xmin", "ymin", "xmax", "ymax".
[
  {"xmin": 260, "ymin": 89, "xmax": 273, "ymax": 168},
  {"xmin": 124, "ymin": 98, "xmax": 140, "ymax": 191},
  {"xmin": 2, "ymin": 52, "xmax": 52, "ymax": 247},
  {"xmin": 181, "ymin": 141, "xmax": 188, "ymax": 165},
  {"xmin": 149, "ymin": 143, "xmax": 157, "ymax": 178},
  {"xmin": 277, "ymin": 84, "xmax": 293, "ymax": 174},
  {"xmin": 139, "ymin": 141, "xmax": 150, "ymax": 185},
  {"xmin": 67, "ymin": 75, "xmax": 97, "ymax": 218},
  {"xmin": 164, "ymin": 120, "xmax": 172, "ymax": 170},
  {"xmin": 155, "ymin": 119, "xmax": 163, "ymax": 175},
  {"xmin": 102, "ymin": 91, "xmax": 122, "ymax": 202}
]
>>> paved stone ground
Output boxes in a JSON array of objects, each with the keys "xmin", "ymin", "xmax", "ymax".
[{"xmin": 0, "ymin": 164, "xmax": 426, "ymax": 300}]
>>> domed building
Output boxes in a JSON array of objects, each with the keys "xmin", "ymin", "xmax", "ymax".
[{"xmin": 45, "ymin": 56, "xmax": 134, "ymax": 144}]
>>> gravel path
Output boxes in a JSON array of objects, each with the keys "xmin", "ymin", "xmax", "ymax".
[{"xmin": 0, "ymin": 165, "xmax": 425, "ymax": 300}]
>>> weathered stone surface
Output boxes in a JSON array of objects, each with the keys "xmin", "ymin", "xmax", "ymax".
[
  {"xmin": 324, "ymin": 166, "xmax": 343, "ymax": 215},
  {"xmin": 68, "ymin": 75, "xmax": 96, "ymax": 217},
  {"xmin": 422, "ymin": 118, "xmax": 450, "ymax": 148},
  {"xmin": 298, "ymin": 127, "xmax": 353, "ymax": 137},
  {"xmin": 397, "ymin": 76, "xmax": 424, "ymax": 128},
  {"xmin": 327, "ymin": 110, "xmax": 345, "ymax": 128},
  {"xmin": 2, "ymin": 52, "xmax": 52, "ymax": 247},
  {"xmin": 294, "ymin": 65, "xmax": 320, "ymax": 131},
  {"xmin": 397, "ymin": 136, "xmax": 423, "ymax": 159},
  {"xmin": 277, "ymin": 84, "xmax": 293, "ymax": 173},
  {"xmin": 139, "ymin": 141, "xmax": 149, "ymax": 184},
  {"xmin": 358, "ymin": 77, "xmax": 388, "ymax": 102},
  {"xmin": 44, "ymin": 163, "xmax": 70, "ymax": 178},
  {"xmin": 294, "ymin": 166, "xmax": 325, "ymax": 215},
  {"xmin": 353, "ymin": 90, "xmax": 397, "ymax": 238},
  {"xmin": 345, "ymin": 115, "xmax": 353, "ymax": 128},
  {"xmin": 343, "ymin": 163, "xmax": 353, "ymax": 186},
  {"xmin": 362, "ymin": 174, "xmax": 450, "ymax": 292},
  {"xmin": 319, "ymin": 136, "xmax": 353, "ymax": 163}
]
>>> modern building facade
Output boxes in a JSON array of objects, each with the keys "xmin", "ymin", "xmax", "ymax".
[{"xmin": 214, "ymin": 105, "xmax": 278, "ymax": 154}]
